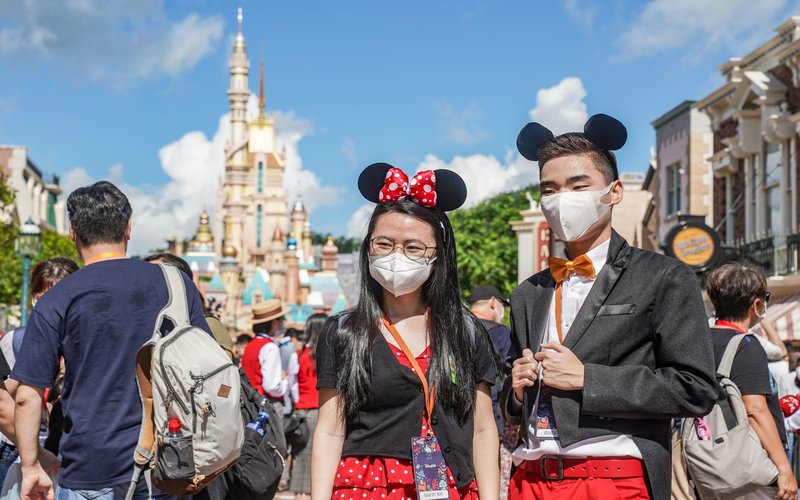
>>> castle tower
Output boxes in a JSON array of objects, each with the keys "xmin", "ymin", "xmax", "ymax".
[
  {"xmin": 291, "ymin": 198, "xmax": 307, "ymax": 260},
  {"xmin": 285, "ymin": 233, "xmax": 300, "ymax": 304},
  {"xmin": 222, "ymin": 7, "xmax": 251, "ymax": 263},
  {"xmin": 268, "ymin": 225, "xmax": 286, "ymax": 298},
  {"xmin": 322, "ymin": 235, "xmax": 339, "ymax": 272},
  {"xmin": 302, "ymin": 221, "xmax": 312, "ymax": 264}
]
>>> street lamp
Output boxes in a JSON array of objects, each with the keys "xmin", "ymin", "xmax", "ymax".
[{"xmin": 16, "ymin": 217, "xmax": 41, "ymax": 327}]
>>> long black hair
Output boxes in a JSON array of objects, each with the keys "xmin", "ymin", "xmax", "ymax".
[
  {"xmin": 334, "ymin": 199, "xmax": 476, "ymax": 421},
  {"xmin": 305, "ymin": 313, "xmax": 329, "ymax": 360}
]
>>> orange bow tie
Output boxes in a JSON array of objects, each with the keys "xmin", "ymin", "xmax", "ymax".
[{"xmin": 548, "ymin": 254, "xmax": 596, "ymax": 283}]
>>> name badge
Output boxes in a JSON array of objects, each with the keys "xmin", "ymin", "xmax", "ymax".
[
  {"xmin": 534, "ymin": 385, "xmax": 558, "ymax": 439},
  {"xmin": 411, "ymin": 436, "xmax": 450, "ymax": 500}
]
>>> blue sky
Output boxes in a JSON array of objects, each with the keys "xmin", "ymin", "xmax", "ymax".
[{"xmin": 2, "ymin": 0, "xmax": 798, "ymax": 253}]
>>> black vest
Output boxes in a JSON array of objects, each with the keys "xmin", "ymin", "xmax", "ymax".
[{"xmin": 339, "ymin": 336, "xmax": 477, "ymax": 488}]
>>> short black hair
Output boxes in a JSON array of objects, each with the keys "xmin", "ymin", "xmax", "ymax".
[
  {"xmin": 143, "ymin": 253, "xmax": 194, "ymax": 280},
  {"xmin": 236, "ymin": 334, "xmax": 252, "ymax": 346},
  {"xmin": 66, "ymin": 181, "xmax": 132, "ymax": 246},
  {"xmin": 538, "ymin": 133, "xmax": 618, "ymax": 183},
  {"xmin": 253, "ymin": 320, "xmax": 273, "ymax": 335},
  {"xmin": 707, "ymin": 262, "xmax": 768, "ymax": 321}
]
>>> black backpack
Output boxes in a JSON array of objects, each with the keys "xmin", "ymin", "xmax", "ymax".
[{"xmin": 201, "ymin": 370, "xmax": 288, "ymax": 500}]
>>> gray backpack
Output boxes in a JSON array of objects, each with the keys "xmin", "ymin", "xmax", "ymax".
[
  {"xmin": 680, "ymin": 334, "xmax": 778, "ymax": 499},
  {"xmin": 127, "ymin": 265, "xmax": 244, "ymax": 498}
]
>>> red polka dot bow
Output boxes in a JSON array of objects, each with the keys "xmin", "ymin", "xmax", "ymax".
[{"xmin": 378, "ymin": 168, "xmax": 437, "ymax": 207}]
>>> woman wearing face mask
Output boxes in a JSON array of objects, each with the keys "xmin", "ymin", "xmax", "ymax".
[
  {"xmin": 311, "ymin": 163, "xmax": 500, "ymax": 500},
  {"xmin": 707, "ymin": 262, "xmax": 797, "ymax": 500}
]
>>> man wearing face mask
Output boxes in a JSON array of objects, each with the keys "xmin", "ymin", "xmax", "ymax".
[
  {"xmin": 241, "ymin": 299, "xmax": 292, "ymax": 425},
  {"xmin": 469, "ymin": 285, "xmax": 515, "ymax": 496},
  {"xmin": 501, "ymin": 114, "xmax": 718, "ymax": 500},
  {"xmin": 707, "ymin": 262, "xmax": 797, "ymax": 500}
]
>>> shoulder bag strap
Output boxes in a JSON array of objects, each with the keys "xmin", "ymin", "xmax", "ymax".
[
  {"xmin": 718, "ymin": 334, "xmax": 746, "ymax": 379},
  {"xmin": 151, "ymin": 264, "xmax": 191, "ymax": 338}
]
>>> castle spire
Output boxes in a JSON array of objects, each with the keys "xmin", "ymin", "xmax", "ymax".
[{"xmin": 259, "ymin": 60, "xmax": 265, "ymax": 119}]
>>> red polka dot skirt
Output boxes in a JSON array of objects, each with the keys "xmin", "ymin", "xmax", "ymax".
[{"xmin": 332, "ymin": 345, "xmax": 479, "ymax": 499}]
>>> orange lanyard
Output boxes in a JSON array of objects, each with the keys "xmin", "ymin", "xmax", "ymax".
[
  {"xmin": 382, "ymin": 317, "xmax": 435, "ymax": 422},
  {"xmin": 84, "ymin": 252, "xmax": 127, "ymax": 266},
  {"xmin": 554, "ymin": 282, "xmax": 565, "ymax": 343}
]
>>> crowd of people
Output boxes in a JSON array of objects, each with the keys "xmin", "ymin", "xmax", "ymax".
[{"xmin": 0, "ymin": 112, "xmax": 798, "ymax": 500}]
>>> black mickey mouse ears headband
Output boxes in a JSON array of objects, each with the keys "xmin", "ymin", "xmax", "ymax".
[
  {"xmin": 516, "ymin": 113, "xmax": 627, "ymax": 178},
  {"xmin": 358, "ymin": 162, "xmax": 468, "ymax": 212}
]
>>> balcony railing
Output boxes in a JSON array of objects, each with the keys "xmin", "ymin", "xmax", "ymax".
[
  {"xmin": 732, "ymin": 232, "xmax": 800, "ymax": 276},
  {"xmin": 788, "ymin": 232, "xmax": 800, "ymax": 275},
  {"xmin": 740, "ymin": 236, "xmax": 776, "ymax": 275}
]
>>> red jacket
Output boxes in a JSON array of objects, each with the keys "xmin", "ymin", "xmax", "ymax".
[
  {"xmin": 294, "ymin": 347, "xmax": 319, "ymax": 410},
  {"xmin": 241, "ymin": 336, "xmax": 281, "ymax": 402}
]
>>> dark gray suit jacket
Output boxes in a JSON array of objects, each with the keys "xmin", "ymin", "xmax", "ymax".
[{"xmin": 500, "ymin": 231, "xmax": 717, "ymax": 500}]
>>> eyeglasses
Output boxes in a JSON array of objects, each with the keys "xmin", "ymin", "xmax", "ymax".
[
  {"xmin": 369, "ymin": 236, "xmax": 436, "ymax": 261},
  {"xmin": 765, "ymin": 292, "xmax": 771, "ymax": 304}
]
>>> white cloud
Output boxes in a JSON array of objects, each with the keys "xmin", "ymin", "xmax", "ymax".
[
  {"xmin": 274, "ymin": 109, "xmax": 344, "ymax": 213},
  {"xmin": 0, "ymin": 0, "xmax": 224, "ymax": 88},
  {"xmin": 528, "ymin": 77, "xmax": 588, "ymax": 135},
  {"xmin": 564, "ymin": 0, "xmax": 596, "ymax": 30},
  {"xmin": 341, "ymin": 138, "xmax": 358, "ymax": 169},
  {"xmin": 615, "ymin": 0, "xmax": 790, "ymax": 61},
  {"xmin": 415, "ymin": 152, "xmax": 534, "ymax": 209},
  {"xmin": 61, "ymin": 94, "xmax": 342, "ymax": 254},
  {"xmin": 344, "ymin": 77, "xmax": 590, "ymax": 231},
  {"xmin": 347, "ymin": 203, "xmax": 376, "ymax": 239},
  {"xmin": 434, "ymin": 100, "xmax": 487, "ymax": 146}
]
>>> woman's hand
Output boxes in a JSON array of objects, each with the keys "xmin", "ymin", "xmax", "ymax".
[{"xmin": 775, "ymin": 465, "xmax": 798, "ymax": 500}]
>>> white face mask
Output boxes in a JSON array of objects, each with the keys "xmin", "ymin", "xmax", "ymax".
[
  {"xmin": 368, "ymin": 253, "xmax": 436, "ymax": 297},
  {"xmin": 540, "ymin": 183, "xmax": 614, "ymax": 242}
]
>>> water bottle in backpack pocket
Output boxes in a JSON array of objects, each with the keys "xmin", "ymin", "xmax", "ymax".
[{"xmin": 156, "ymin": 417, "xmax": 195, "ymax": 481}]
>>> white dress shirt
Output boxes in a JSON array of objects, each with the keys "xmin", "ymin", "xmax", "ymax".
[
  {"xmin": 258, "ymin": 336, "xmax": 289, "ymax": 400},
  {"xmin": 513, "ymin": 238, "xmax": 642, "ymax": 464}
]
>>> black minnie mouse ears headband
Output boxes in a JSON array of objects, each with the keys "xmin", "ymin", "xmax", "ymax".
[
  {"xmin": 516, "ymin": 113, "xmax": 628, "ymax": 179},
  {"xmin": 357, "ymin": 162, "xmax": 467, "ymax": 212}
]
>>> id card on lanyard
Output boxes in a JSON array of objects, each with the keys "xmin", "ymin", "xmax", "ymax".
[{"xmin": 383, "ymin": 317, "xmax": 450, "ymax": 500}]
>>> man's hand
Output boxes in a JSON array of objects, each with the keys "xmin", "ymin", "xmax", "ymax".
[
  {"xmin": 37, "ymin": 447, "xmax": 59, "ymax": 476},
  {"xmin": 511, "ymin": 348, "xmax": 538, "ymax": 402},
  {"xmin": 20, "ymin": 463, "xmax": 54, "ymax": 500},
  {"xmin": 535, "ymin": 343, "xmax": 585, "ymax": 391},
  {"xmin": 776, "ymin": 466, "xmax": 798, "ymax": 500}
]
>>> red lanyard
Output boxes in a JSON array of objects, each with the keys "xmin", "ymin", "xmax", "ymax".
[
  {"xmin": 714, "ymin": 319, "xmax": 746, "ymax": 334},
  {"xmin": 84, "ymin": 251, "xmax": 127, "ymax": 266},
  {"xmin": 382, "ymin": 317, "xmax": 434, "ymax": 422}
]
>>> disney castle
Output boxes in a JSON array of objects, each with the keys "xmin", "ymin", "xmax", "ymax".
[{"xmin": 168, "ymin": 9, "xmax": 347, "ymax": 330}]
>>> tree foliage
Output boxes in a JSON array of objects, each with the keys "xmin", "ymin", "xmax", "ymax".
[
  {"xmin": 311, "ymin": 232, "xmax": 361, "ymax": 254},
  {"xmin": 0, "ymin": 175, "xmax": 80, "ymax": 306},
  {"xmin": 451, "ymin": 184, "xmax": 538, "ymax": 299}
]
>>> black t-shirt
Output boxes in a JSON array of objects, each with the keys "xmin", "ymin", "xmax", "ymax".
[
  {"xmin": 11, "ymin": 259, "xmax": 209, "ymax": 490},
  {"xmin": 711, "ymin": 327, "xmax": 786, "ymax": 443},
  {"xmin": 316, "ymin": 312, "xmax": 498, "ymax": 489},
  {"xmin": 0, "ymin": 349, "xmax": 10, "ymax": 379}
]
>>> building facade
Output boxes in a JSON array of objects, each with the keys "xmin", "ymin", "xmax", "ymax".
[
  {"xmin": 695, "ymin": 17, "xmax": 800, "ymax": 338},
  {"xmin": 0, "ymin": 145, "xmax": 66, "ymax": 233},
  {"xmin": 650, "ymin": 101, "xmax": 714, "ymax": 247},
  {"xmin": 175, "ymin": 10, "xmax": 346, "ymax": 331}
]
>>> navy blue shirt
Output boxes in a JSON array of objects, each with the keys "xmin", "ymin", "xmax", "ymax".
[{"xmin": 11, "ymin": 259, "xmax": 209, "ymax": 490}]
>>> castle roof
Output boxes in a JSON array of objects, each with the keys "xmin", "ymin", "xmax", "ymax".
[
  {"xmin": 207, "ymin": 271, "xmax": 226, "ymax": 293},
  {"xmin": 242, "ymin": 269, "xmax": 273, "ymax": 305}
]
